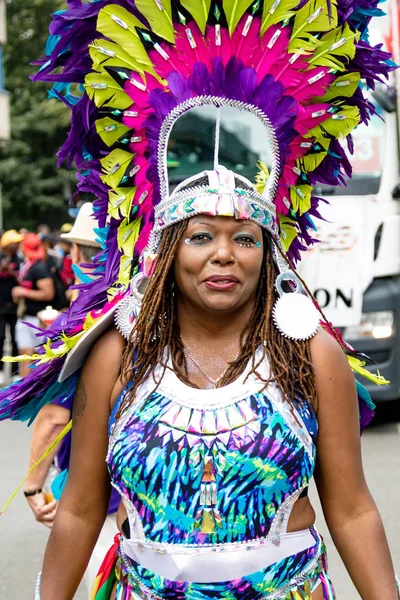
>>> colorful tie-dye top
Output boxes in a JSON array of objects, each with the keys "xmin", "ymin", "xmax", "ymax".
[{"xmin": 107, "ymin": 353, "xmax": 318, "ymax": 548}]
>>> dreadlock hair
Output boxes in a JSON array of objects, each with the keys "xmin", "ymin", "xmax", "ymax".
[{"xmin": 118, "ymin": 220, "xmax": 317, "ymax": 420}]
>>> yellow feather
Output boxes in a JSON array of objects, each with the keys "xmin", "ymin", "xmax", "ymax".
[
  {"xmin": 135, "ymin": 0, "xmax": 174, "ymax": 43},
  {"xmin": 222, "ymin": 0, "xmax": 254, "ymax": 35},
  {"xmin": 0, "ymin": 421, "xmax": 72, "ymax": 515},
  {"xmin": 180, "ymin": 0, "xmax": 212, "ymax": 34}
]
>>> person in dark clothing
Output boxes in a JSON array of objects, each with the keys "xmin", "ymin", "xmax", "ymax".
[
  {"xmin": 42, "ymin": 235, "xmax": 69, "ymax": 310},
  {"xmin": 0, "ymin": 230, "xmax": 23, "ymax": 383},
  {"xmin": 12, "ymin": 233, "xmax": 55, "ymax": 377}
]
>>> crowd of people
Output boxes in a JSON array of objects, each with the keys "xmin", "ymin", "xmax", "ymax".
[{"xmin": 0, "ymin": 203, "xmax": 100, "ymax": 382}]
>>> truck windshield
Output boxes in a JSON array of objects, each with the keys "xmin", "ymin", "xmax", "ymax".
[
  {"xmin": 314, "ymin": 108, "xmax": 385, "ymax": 196},
  {"xmin": 167, "ymin": 105, "xmax": 385, "ymax": 196},
  {"xmin": 167, "ymin": 106, "xmax": 273, "ymax": 186}
]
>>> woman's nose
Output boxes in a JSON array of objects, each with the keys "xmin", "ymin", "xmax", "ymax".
[{"xmin": 210, "ymin": 240, "xmax": 235, "ymax": 265}]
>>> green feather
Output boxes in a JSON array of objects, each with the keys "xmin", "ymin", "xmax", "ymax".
[
  {"xmin": 289, "ymin": 0, "xmax": 338, "ymax": 53},
  {"xmin": 97, "ymin": 5, "xmax": 154, "ymax": 72},
  {"xmin": 279, "ymin": 215, "xmax": 298, "ymax": 251},
  {"xmin": 180, "ymin": 0, "xmax": 212, "ymax": 34},
  {"xmin": 307, "ymin": 24, "xmax": 359, "ymax": 71},
  {"xmin": 117, "ymin": 217, "xmax": 142, "ymax": 254},
  {"xmin": 84, "ymin": 72, "xmax": 132, "ymax": 109},
  {"xmin": 108, "ymin": 187, "xmax": 136, "ymax": 219},
  {"xmin": 135, "ymin": 0, "xmax": 174, "ymax": 44},
  {"xmin": 290, "ymin": 184, "xmax": 313, "ymax": 215},
  {"xmin": 307, "ymin": 105, "xmax": 360, "ymax": 139},
  {"xmin": 222, "ymin": 0, "xmax": 254, "ymax": 35},
  {"xmin": 100, "ymin": 149, "xmax": 134, "ymax": 189},
  {"xmin": 299, "ymin": 137, "xmax": 330, "ymax": 173},
  {"xmin": 261, "ymin": 0, "xmax": 299, "ymax": 34},
  {"xmin": 89, "ymin": 39, "xmax": 146, "ymax": 75},
  {"xmin": 95, "ymin": 117, "xmax": 131, "ymax": 146},
  {"xmin": 321, "ymin": 72, "xmax": 361, "ymax": 102}
]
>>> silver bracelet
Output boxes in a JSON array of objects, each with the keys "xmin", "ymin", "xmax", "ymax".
[{"xmin": 34, "ymin": 571, "xmax": 41, "ymax": 600}]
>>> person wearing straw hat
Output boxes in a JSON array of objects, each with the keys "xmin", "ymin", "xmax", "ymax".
[
  {"xmin": 60, "ymin": 203, "xmax": 102, "ymax": 303},
  {"xmin": 0, "ymin": 230, "xmax": 23, "ymax": 384}
]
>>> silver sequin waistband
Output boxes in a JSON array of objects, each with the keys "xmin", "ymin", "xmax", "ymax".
[{"xmin": 121, "ymin": 528, "xmax": 318, "ymax": 584}]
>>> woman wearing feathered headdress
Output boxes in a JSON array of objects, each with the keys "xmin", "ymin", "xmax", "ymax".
[{"xmin": 1, "ymin": 1, "xmax": 399, "ymax": 598}]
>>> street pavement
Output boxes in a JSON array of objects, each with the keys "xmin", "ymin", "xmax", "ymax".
[{"xmin": 0, "ymin": 406, "xmax": 399, "ymax": 599}]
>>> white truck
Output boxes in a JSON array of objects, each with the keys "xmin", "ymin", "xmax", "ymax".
[{"xmin": 299, "ymin": 89, "xmax": 400, "ymax": 405}]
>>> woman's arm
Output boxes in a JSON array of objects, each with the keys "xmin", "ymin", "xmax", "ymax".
[
  {"xmin": 311, "ymin": 329, "xmax": 398, "ymax": 599},
  {"xmin": 24, "ymin": 403, "xmax": 71, "ymax": 528},
  {"xmin": 39, "ymin": 327, "xmax": 125, "ymax": 600}
]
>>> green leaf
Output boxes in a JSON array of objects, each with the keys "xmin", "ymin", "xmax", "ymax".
[
  {"xmin": 95, "ymin": 117, "xmax": 131, "ymax": 146},
  {"xmin": 97, "ymin": 5, "xmax": 154, "ymax": 72},
  {"xmin": 222, "ymin": 0, "xmax": 254, "ymax": 35},
  {"xmin": 180, "ymin": 0, "xmax": 212, "ymax": 34},
  {"xmin": 135, "ymin": 0, "xmax": 174, "ymax": 43},
  {"xmin": 261, "ymin": 0, "xmax": 299, "ymax": 34},
  {"xmin": 100, "ymin": 149, "xmax": 134, "ymax": 189},
  {"xmin": 89, "ymin": 39, "xmax": 146, "ymax": 76},
  {"xmin": 289, "ymin": 0, "xmax": 338, "ymax": 53},
  {"xmin": 307, "ymin": 24, "xmax": 359, "ymax": 71},
  {"xmin": 84, "ymin": 72, "xmax": 132, "ymax": 109},
  {"xmin": 321, "ymin": 72, "xmax": 361, "ymax": 103}
]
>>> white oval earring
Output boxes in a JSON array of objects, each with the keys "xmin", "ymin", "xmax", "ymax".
[
  {"xmin": 115, "ymin": 273, "xmax": 149, "ymax": 339},
  {"xmin": 272, "ymin": 271, "xmax": 320, "ymax": 341}
]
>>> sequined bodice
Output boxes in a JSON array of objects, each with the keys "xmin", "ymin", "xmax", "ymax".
[{"xmin": 107, "ymin": 355, "xmax": 317, "ymax": 547}]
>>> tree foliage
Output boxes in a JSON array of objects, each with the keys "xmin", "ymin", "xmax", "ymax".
[{"xmin": 0, "ymin": 0, "xmax": 73, "ymax": 231}]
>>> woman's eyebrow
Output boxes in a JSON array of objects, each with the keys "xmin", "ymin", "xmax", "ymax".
[{"xmin": 190, "ymin": 218, "xmax": 214, "ymax": 227}]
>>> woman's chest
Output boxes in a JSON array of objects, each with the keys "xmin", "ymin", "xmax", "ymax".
[{"xmin": 107, "ymin": 390, "xmax": 316, "ymax": 542}]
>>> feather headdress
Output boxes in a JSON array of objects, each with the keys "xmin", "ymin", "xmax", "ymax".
[{"xmin": 0, "ymin": 0, "xmax": 394, "ymax": 428}]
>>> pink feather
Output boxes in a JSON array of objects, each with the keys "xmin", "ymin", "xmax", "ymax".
[
  {"xmin": 133, "ymin": 155, "xmax": 151, "ymax": 188},
  {"xmin": 128, "ymin": 130, "xmax": 148, "ymax": 157},
  {"xmin": 288, "ymin": 138, "xmax": 313, "ymax": 161},
  {"xmin": 122, "ymin": 110, "xmax": 152, "ymax": 131},
  {"xmin": 135, "ymin": 182, "xmax": 154, "ymax": 217},
  {"xmin": 275, "ymin": 188, "xmax": 291, "ymax": 215},
  {"xmin": 288, "ymin": 68, "xmax": 334, "ymax": 102},
  {"xmin": 123, "ymin": 73, "xmax": 161, "ymax": 109},
  {"xmin": 231, "ymin": 16, "xmax": 262, "ymax": 66},
  {"xmin": 256, "ymin": 26, "xmax": 292, "ymax": 80},
  {"xmin": 148, "ymin": 44, "xmax": 186, "ymax": 80},
  {"xmin": 175, "ymin": 23, "xmax": 211, "ymax": 72},
  {"xmin": 295, "ymin": 103, "xmax": 331, "ymax": 136}
]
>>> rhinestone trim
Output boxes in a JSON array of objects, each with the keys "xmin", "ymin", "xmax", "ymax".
[{"xmin": 157, "ymin": 96, "xmax": 281, "ymax": 210}]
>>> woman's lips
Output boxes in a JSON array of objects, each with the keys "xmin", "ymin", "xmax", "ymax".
[{"xmin": 204, "ymin": 276, "xmax": 239, "ymax": 291}]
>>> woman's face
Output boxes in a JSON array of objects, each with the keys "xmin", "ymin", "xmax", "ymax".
[{"xmin": 174, "ymin": 216, "xmax": 264, "ymax": 315}]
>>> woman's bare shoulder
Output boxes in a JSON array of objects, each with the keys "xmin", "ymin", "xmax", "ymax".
[
  {"xmin": 81, "ymin": 327, "xmax": 125, "ymax": 386},
  {"xmin": 309, "ymin": 327, "xmax": 358, "ymax": 419},
  {"xmin": 86, "ymin": 326, "xmax": 125, "ymax": 362},
  {"xmin": 309, "ymin": 327, "xmax": 350, "ymax": 375}
]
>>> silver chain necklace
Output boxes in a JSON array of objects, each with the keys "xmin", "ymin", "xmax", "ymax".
[{"xmin": 182, "ymin": 342, "xmax": 240, "ymax": 388}]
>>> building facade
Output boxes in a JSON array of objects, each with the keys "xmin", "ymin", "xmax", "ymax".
[{"xmin": 0, "ymin": 0, "xmax": 10, "ymax": 141}]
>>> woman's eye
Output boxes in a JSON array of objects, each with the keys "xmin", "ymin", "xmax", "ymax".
[
  {"xmin": 235, "ymin": 236, "xmax": 257, "ymax": 246},
  {"xmin": 185, "ymin": 233, "xmax": 212, "ymax": 246}
]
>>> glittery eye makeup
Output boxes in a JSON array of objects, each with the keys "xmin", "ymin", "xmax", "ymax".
[
  {"xmin": 185, "ymin": 231, "xmax": 261, "ymax": 248},
  {"xmin": 233, "ymin": 233, "xmax": 261, "ymax": 248},
  {"xmin": 185, "ymin": 232, "xmax": 214, "ymax": 246}
]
